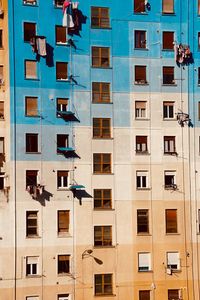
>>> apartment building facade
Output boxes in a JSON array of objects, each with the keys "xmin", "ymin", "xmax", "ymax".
[{"xmin": 1, "ymin": 0, "xmax": 200, "ymax": 299}]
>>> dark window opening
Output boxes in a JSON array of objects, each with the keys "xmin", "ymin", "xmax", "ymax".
[
  {"xmin": 134, "ymin": 0, "xmax": 146, "ymax": 13},
  {"xmin": 137, "ymin": 209, "xmax": 149, "ymax": 234},
  {"xmin": 163, "ymin": 32, "xmax": 174, "ymax": 50},
  {"xmin": 58, "ymin": 255, "xmax": 70, "ymax": 274},
  {"xmin": 26, "ymin": 133, "xmax": 38, "ymax": 153},
  {"xmin": 135, "ymin": 30, "xmax": 146, "ymax": 49},
  {"xmin": 56, "ymin": 62, "xmax": 68, "ymax": 80},
  {"xmin": 163, "ymin": 67, "xmax": 175, "ymax": 85},
  {"xmin": 135, "ymin": 66, "xmax": 147, "ymax": 84},
  {"xmin": 26, "ymin": 170, "xmax": 38, "ymax": 187},
  {"xmin": 56, "ymin": 26, "xmax": 67, "ymax": 44},
  {"xmin": 94, "ymin": 274, "xmax": 113, "ymax": 296},
  {"xmin": 24, "ymin": 22, "xmax": 36, "ymax": 42},
  {"xmin": 136, "ymin": 136, "xmax": 148, "ymax": 153},
  {"xmin": 166, "ymin": 209, "xmax": 177, "ymax": 234},
  {"xmin": 94, "ymin": 226, "xmax": 112, "ymax": 246}
]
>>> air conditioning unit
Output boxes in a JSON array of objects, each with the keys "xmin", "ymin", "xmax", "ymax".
[{"xmin": 166, "ymin": 267, "xmax": 172, "ymax": 275}]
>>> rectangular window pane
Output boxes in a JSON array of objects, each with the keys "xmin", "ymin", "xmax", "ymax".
[
  {"xmin": 135, "ymin": 66, "xmax": 147, "ymax": 84},
  {"xmin": 95, "ymin": 274, "xmax": 113, "ymax": 296},
  {"xmin": 134, "ymin": 0, "xmax": 145, "ymax": 13},
  {"xmin": 56, "ymin": 26, "xmax": 67, "ymax": 44},
  {"xmin": 94, "ymin": 189, "xmax": 112, "ymax": 209},
  {"xmin": 139, "ymin": 290, "xmax": 150, "ymax": 300},
  {"xmin": 137, "ymin": 209, "xmax": 149, "ymax": 234},
  {"xmin": 93, "ymin": 118, "xmax": 111, "ymax": 138},
  {"xmin": 56, "ymin": 62, "xmax": 68, "ymax": 80},
  {"xmin": 25, "ymin": 97, "xmax": 38, "ymax": 116},
  {"xmin": 25, "ymin": 61, "xmax": 37, "ymax": 79},
  {"xmin": 166, "ymin": 209, "xmax": 177, "ymax": 233},
  {"xmin": 26, "ymin": 211, "xmax": 38, "ymax": 237},
  {"xmin": 163, "ymin": 0, "xmax": 174, "ymax": 14},
  {"xmin": 91, "ymin": 7, "xmax": 110, "ymax": 28},
  {"xmin": 58, "ymin": 255, "xmax": 70, "ymax": 274},
  {"xmin": 92, "ymin": 82, "xmax": 110, "ymax": 103},
  {"xmin": 163, "ymin": 32, "xmax": 174, "ymax": 50},
  {"xmin": 58, "ymin": 210, "xmax": 69, "ymax": 234},
  {"xmin": 0, "ymin": 101, "xmax": 4, "ymax": 119}
]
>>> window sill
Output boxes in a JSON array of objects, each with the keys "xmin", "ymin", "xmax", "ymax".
[
  {"xmin": 135, "ymin": 118, "xmax": 149, "ymax": 121},
  {"xmin": 134, "ymin": 12, "xmax": 148, "ymax": 15},
  {"xmin": 95, "ymin": 294, "xmax": 116, "ymax": 297},
  {"xmin": 26, "ymin": 236, "xmax": 41, "ymax": 239},
  {"xmin": 165, "ymin": 233, "xmax": 180, "ymax": 235},
  {"xmin": 56, "ymin": 42, "xmax": 68, "ymax": 46},
  {"xmin": 94, "ymin": 245, "xmax": 115, "ymax": 249},
  {"xmin": 91, "ymin": 66, "xmax": 112, "ymax": 69},
  {"xmin": 25, "ymin": 115, "xmax": 41, "ymax": 118},
  {"xmin": 162, "ymin": 84, "xmax": 177, "ymax": 86},
  {"xmin": 134, "ymin": 82, "xmax": 149, "ymax": 85},
  {"xmin": 162, "ymin": 12, "xmax": 176, "ymax": 16},
  {"xmin": 138, "ymin": 270, "xmax": 152, "ymax": 273},
  {"xmin": 56, "ymin": 79, "xmax": 69, "ymax": 82},
  {"xmin": 135, "ymin": 151, "xmax": 150, "ymax": 155},
  {"xmin": 136, "ymin": 188, "xmax": 151, "ymax": 191},
  {"xmin": 92, "ymin": 101, "xmax": 113, "ymax": 104},
  {"xmin": 163, "ymin": 118, "xmax": 176, "ymax": 121},
  {"xmin": 93, "ymin": 173, "xmax": 114, "ymax": 175},
  {"xmin": 25, "ymin": 152, "xmax": 41, "ymax": 154},
  {"xmin": 26, "ymin": 275, "xmax": 41, "ymax": 278},
  {"xmin": 164, "ymin": 152, "xmax": 178, "ymax": 156},
  {"xmin": 134, "ymin": 48, "xmax": 148, "ymax": 51},
  {"xmin": 57, "ymin": 188, "xmax": 70, "ymax": 191},
  {"xmin": 137, "ymin": 233, "xmax": 151, "ymax": 236},
  {"xmin": 25, "ymin": 78, "xmax": 39, "ymax": 81},
  {"xmin": 93, "ymin": 137, "xmax": 113, "ymax": 140},
  {"xmin": 94, "ymin": 208, "xmax": 114, "ymax": 211},
  {"xmin": 23, "ymin": 2, "xmax": 38, "ymax": 6},
  {"xmin": 91, "ymin": 26, "xmax": 112, "ymax": 30},
  {"xmin": 58, "ymin": 273, "xmax": 71, "ymax": 277},
  {"xmin": 162, "ymin": 49, "xmax": 174, "ymax": 51},
  {"xmin": 57, "ymin": 233, "xmax": 71, "ymax": 238}
]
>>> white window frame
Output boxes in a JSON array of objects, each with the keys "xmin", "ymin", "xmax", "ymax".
[
  {"xmin": 135, "ymin": 101, "xmax": 147, "ymax": 119},
  {"xmin": 57, "ymin": 171, "xmax": 69, "ymax": 189},
  {"xmin": 26, "ymin": 256, "xmax": 39, "ymax": 276},
  {"xmin": 58, "ymin": 295, "xmax": 70, "ymax": 300},
  {"xmin": 136, "ymin": 171, "xmax": 148, "ymax": 189},
  {"xmin": 163, "ymin": 101, "xmax": 174, "ymax": 119},
  {"xmin": 138, "ymin": 252, "xmax": 151, "ymax": 272},
  {"xmin": 167, "ymin": 252, "xmax": 180, "ymax": 270},
  {"xmin": 164, "ymin": 136, "xmax": 176, "ymax": 154},
  {"xmin": 164, "ymin": 171, "xmax": 176, "ymax": 189},
  {"xmin": 26, "ymin": 297, "xmax": 39, "ymax": 300}
]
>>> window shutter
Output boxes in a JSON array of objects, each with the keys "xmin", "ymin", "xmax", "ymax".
[
  {"xmin": 58, "ymin": 171, "xmax": 68, "ymax": 177},
  {"xmin": 139, "ymin": 253, "xmax": 150, "ymax": 269},
  {"xmin": 163, "ymin": 0, "xmax": 174, "ymax": 13},
  {"xmin": 167, "ymin": 252, "xmax": 179, "ymax": 268},
  {"xmin": 135, "ymin": 66, "xmax": 146, "ymax": 81},
  {"xmin": 26, "ymin": 61, "xmax": 37, "ymax": 79}
]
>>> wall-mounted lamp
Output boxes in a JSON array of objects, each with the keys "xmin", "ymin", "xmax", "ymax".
[{"xmin": 82, "ymin": 249, "xmax": 103, "ymax": 265}]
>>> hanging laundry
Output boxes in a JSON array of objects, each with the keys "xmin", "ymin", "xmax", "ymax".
[
  {"xmin": 175, "ymin": 43, "xmax": 192, "ymax": 65},
  {"xmin": 30, "ymin": 35, "xmax": 47, "ymax": 57},
  {"xmin": 62, "ymin": 0, "xmax": 74, "ymax": 28},
  {"xmin": 37, "ymin": 37, "xmax": 47, "ymax": 56}
]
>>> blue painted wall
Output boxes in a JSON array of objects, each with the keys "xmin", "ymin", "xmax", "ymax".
[{"xmin": 8, "ymin": 0, "xmax": 200, "ymax": 160}]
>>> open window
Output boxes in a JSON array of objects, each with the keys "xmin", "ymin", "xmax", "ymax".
[
  {"xmin": 56, "ymin": 26, "xmax": 67, "ymax": 44},
  {"xmin": 24, "ymin": 22, "xmax": 36, "ymax": 42},
  {"xmin": 57, "ymin": 171, "xmax": 69, "ymax": 189},
  {"xmin": 163, "ymin": 101, "xmax": 174, "ymax": 119},
  {"xmin": 56, "ymin": 62, "xmax": 68, "ymax": 81},
  {"xmin": 135, "ymin": 66, "xmax": 147, "ymax": 84},
  {"xmin": 139, "ymin": 291, "xmax": 150, "ymax": 300},
  {"xmin": 26, "ymin": 256, "xmax": 39, "ymax": 276},
  {"xmin": 135, "ymin": 30, "xmax": 146, "ymax": 49},
  {"xmin": 58, "ymin": 255, "xmax": 70, "ymax": 274},
  {"xmin": 167, "ymin": 252, "xmax": 180, "ymax": 271},
  {"xmin": 134, "ymin": 0, "xmax": 146, "ymax": 13},
  {"xmin": 164, "ymin": 171, "xmax": 176, "ymax": 189},
  {"xmin": 136, "ymin": 136, "xmax": 148, "ymax": 154},
  {"xmin": 26, "ymin": 133, "xmax": 38, "ymax": 153},
  {"xmin": 135, "ymin": 101, "xmax": 147, "ymax": 119},
  {"xmin": 163, "ymin": 67, "xmax": 175, "ymax": 85},
  {"xmin": 138, "ymin": 252, "xmax": 151, "ymax": 272},
  {"xmin": 54, "ymin": 0, "xmax": 64, "ymax": 7},
  {"xmin": 136, "ymin": 171, "xmax": 148, "ymax": 189},
  {"xmin": 164, "ymin": 136, "xmax": 176, "ymax": 154}
]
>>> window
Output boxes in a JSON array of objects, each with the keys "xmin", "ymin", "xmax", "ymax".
[
  {"xmin": 198, "ymin": 68, "xmax": 200, "ymax": 84},
  {"xmin": 134, "ymin": 0, "xmax": 146, "ymax": 13},
  {"xmin": 135, "ymin": 30, "xmax": 146, "ymax": 49},
  {"xmin": 168, "ymin": 290, "xmax": 180, "ymax": 300},
  {"xmin": 164, "ymin": 136, "xmax": 176, "ymax": 154},
  {"xmin": 26, "ymin": 211, "xmax": 38, "ymax": 237},
  {"xmin": 138, "ymin": 252, "xmax": 151, "ymax": 271},
  {"xmin": 56, "ymin": 62, "xmax": 68, "ymax": 80},
  {"xmin": 0, "ymin": 137, "xmax": 4, "ymax": 154},
  {"xmin": 0, "ymin": 65, "xmax": 4, "ymax": 84},
  {"xmin": 164, "ymin": 171, "xmax": 176, "ymax": 189},
  {"xmin": 57, "ymin": 98, "xmax": 68, "ymax": 114},
  {"xmin": 58, "ymin": 210, "xmax": 69, "ymax": 235},
  {"xmin": 26, "ymin": 170, "xmax": 38, "ymax": 188},
  {"xmin": 135, "ymin": 101, "xmax": 147, "ymax": 119},
  {"xmin": 92, "ymin": 82, "xmax": 110, "ymax": 103},
  {"xmin": 92, "ymin": 47, "xmax": 110, "ymax": 68},
  {"xmin": 0, "ymin": 101, "xmax": 4, "ymax": 119},
  {"xmin": 167, "ymin": 252, "xmax": 180, "ymax": 270},
  {"xmin": 137, "ymin": 209, "xmax": 149, "ymax": 234},
  {"xmin": 139, "ymin": 290, "xmax": 150, "ymax": 300},
  {"xmin": 91, "ymin": 7, "xmax": 110, "ymax": 28},
  {"xmin": 0, "ymin": 30, "xmax": 3, "ymax": 48},
  {"xmin": 162, "ymin": 0, "xmax": 174, "ymax": 14},
  {"xmin": 58, "ymin": 295, "xmax": 70, "ymax": 300},
  {"xmin": 24, "ymin": 22, "xmax": 36, "ymax": 42},
  {"xmin": 198, "ymin": 209, "xmax": 200, "ymax": 233},
  {"xmin": 163, "ymin": 32, "xmax": 174, "ymax": 50},
  {"xmin": 136, "ymin": 136, "xmax": 148, "ymax": 153},
  {"xmin": 166, "ymin": 209, "xmax": 177, "ymax": 234},
  {"xmin": 26, "ymin": 133, "xmax": 38, "ymax": 153},
  {"xmin": 54, "ymin": 0, "xmax": 64, "ymax": 7},
  {"xmin": 94, "ymin": 189, "xmax": 112, "ymax": 209},
  {"xmin": 56, "ymin": 26, "xmax": 67, "ymax": 44},
  {"xmin": 163, "ymin": 101, "xmax": 174, "ymax": 119},
  {"xmin": 93, "ymin": 153, "xmax": 111, "ymax": 174},
  {"xmin": 25, "ymin": 97, "xmax": 38, "ymax": 117},
  {"xmin": 163, "ymin": 67, "xmax": 175, "ymax": 85},
  {"xmin": 135, "ymin": 66, "xmax": 147, "ymax": 84},
  {"xmin": 0, "ymin": 172, "xmax": 4, "ymax": 189},
  {"xmin": 94, "ymin": 226, "xmax": 112, "ymax": 246},
  {"xmin": 26, "ymin": 256, "xmax": 39, "ymax": 276},
  {"xmin": 94, "ymin": 274, "xmax": 113, "ymax": 296},
  {"xmin": 57, "ymin": 134, "xmax": 69, "ymax": 153},
  {"xmin": 136, "ymin": 171, "xmax": 148, "ymax": 189},
  {"xmin": 58, "ymin": 255, "xmax": 70, "ymax": 274},
  {"xmin": 93, "ymin": 118, "xmax": 111, "ymax": 138},
  {"xmin": 57, "ymin": 171, "xmax": 69, "ymax": 189},
  {"xmin": 25, "ymin": 60, "xmax": 37, "ymax": 79}
]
